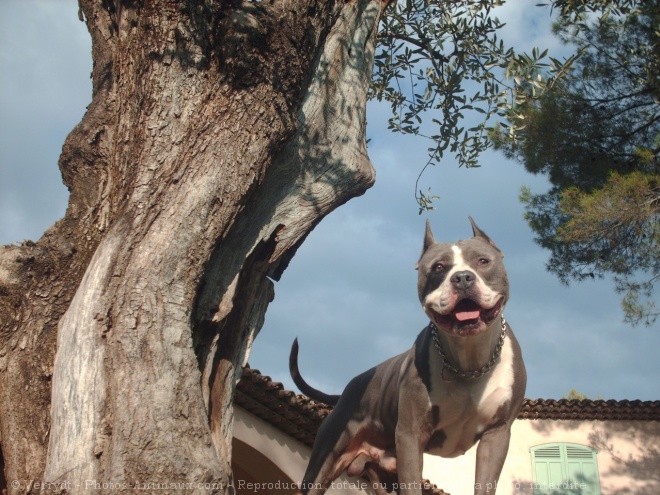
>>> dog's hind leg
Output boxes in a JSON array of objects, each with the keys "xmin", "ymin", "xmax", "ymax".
[
  {"xmin": 365, "ymin": 464, "xmax": 397, "ymax": 495},
  {"xmin": 300, "ymin": 423, "xmax": 353, "ymax": 495},
  {"xmin": 301, "ymin": 446, "xmax": 360, "ymax": 495}
]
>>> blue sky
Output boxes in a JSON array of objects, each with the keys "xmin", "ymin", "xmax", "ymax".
[{"xmin": 1, "ymin": 1, "xmax": 658, "ymax": 401}]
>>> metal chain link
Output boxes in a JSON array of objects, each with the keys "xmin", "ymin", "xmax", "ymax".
[{"xmin": 430, "ymin": 315, "xmax": 507, "ymax": 381}]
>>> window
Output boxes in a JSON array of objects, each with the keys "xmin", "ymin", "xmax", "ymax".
[{"xmin": 530, "ymin": 443, "xmax": 601, "ymax": 495}]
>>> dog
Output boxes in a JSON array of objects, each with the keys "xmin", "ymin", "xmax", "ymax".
[{"xmin": 289, "ymin": 218, "xmax": 526, "ymax": 495}]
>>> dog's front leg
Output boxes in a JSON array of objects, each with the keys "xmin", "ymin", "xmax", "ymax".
[
  {"xmin": 394, "ymin": 425, "xmax": 425, "ymax": 495},
  {"xmin": 473, "ymin": 424, "xmax": 511, "ymax": 495},
  {"xmin": 394, "ymin": 359, "xmax": 431, "ymax": 495}
]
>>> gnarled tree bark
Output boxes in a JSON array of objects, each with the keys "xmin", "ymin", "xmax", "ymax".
[{"xmin": 0, "ymin": 0, "xmax": 388, "ymax": 493}]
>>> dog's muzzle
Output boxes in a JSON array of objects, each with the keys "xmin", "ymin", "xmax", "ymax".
[{"xmin": 428, "ymin": 297, "xmax": 504, "ymax": 336}]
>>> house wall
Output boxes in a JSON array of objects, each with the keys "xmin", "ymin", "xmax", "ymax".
[
  {"xmin": 233, "ymin": 405, "xmax": 658, "ymax": 495},
  {"xmin": 422, "ymin": 418, "xmax": 660, "ymax": 495}
]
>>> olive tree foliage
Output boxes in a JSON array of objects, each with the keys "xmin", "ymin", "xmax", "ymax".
[
  {"xmin": 369, "ymin": 0, "xmax": 580, "ymax": 212},
  {"xmin": 491, "ymin": 0, "xmax": 660, "ymax": 326}
]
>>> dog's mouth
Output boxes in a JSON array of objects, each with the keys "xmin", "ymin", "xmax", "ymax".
[{"xmin": 430, "ymin": 298, "xmax": 503, "ymax": 336}]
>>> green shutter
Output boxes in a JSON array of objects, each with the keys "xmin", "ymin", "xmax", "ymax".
[
  {"xmin": 532, "ymin": 444, "xmax": 563, "ymax": 494},
  {"xmin": 530, "ymin": 443, "xmax": 601, "ymax": 495}
]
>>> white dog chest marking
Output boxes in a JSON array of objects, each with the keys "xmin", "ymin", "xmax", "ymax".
[
  {"xmin": 475, "ymin": 336, "xmax": 515, "ymax": 421},
  {"xmin": 426, "ymin": 334, "xmax": 515, "ymax": 457}
]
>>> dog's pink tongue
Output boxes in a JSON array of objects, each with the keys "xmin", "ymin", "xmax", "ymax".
[
  {"xmin": 453, "ymin": 300, "xmax": 482, "ymax": 322},
  {"xmin": 455, "ymin": 310, "xmax": 481, "ymax": 322}
]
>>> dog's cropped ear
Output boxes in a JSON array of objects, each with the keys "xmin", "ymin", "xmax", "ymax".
[
  {"xmin": 469, "ymin": 216, "xmax": 502, "ymax": 253},
  {"xmin": 423, "ymin": 219, "xmax": 435, "ymax": 252},
  {"xmin": 417, "ymin": 220, "xmax": 436, "ymax": 269}
]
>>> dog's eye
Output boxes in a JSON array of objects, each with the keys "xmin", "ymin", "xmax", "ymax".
[
  {"xmin": 478, "ymin": 258, "xmax": 490, "ymax": 266},
  {"xmin": 432, "ymin": 262, "xmax": 445, "ymax": 272}
]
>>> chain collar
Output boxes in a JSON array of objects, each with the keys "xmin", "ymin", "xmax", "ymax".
[{"xmin": 430, "ymin": 315, "xmax": 507, "ymax": 381}]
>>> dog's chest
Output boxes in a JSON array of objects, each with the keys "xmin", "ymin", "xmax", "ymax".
[{"xmin": 425, "ymin": 337, "xmax": 515, "ymax": 458}]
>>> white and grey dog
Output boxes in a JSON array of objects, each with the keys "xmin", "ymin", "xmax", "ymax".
[{"xmin": 290, "ymin": 218, "xmax": 526, "ymax": 495}]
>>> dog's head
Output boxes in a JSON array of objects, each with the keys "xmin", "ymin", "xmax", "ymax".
[{"xmin": 417, "ymin": 218, "xmax": 508, "ymax": 337}]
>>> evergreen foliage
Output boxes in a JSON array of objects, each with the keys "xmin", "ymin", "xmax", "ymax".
[{"xmin": 491, "ymin": 0, "xmax": 659, "ymax": 325}]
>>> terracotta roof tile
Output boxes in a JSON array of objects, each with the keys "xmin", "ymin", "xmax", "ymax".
[
  {"xmin": 235, "ymin": 366, "xmax": 331, "ymax": 448},
  {"xmin": 518, "ymin": 398, "xmax": 660, "ymax": 421}
]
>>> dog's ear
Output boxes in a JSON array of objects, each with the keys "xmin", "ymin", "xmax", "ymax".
[
  {"xmin": 417, "ymin": 220, "xmax": 436, "ymax": 269},
  {"xmin": 469, "ymin": 216, "xmax": 502, "ymax": 253},
  {"xmin": 469, "ymin": 216, "xmax": 489, "ymax": 239},
  {"xmin": 423, "ymin": 219, "xmax": 435, "ymax": 252}
]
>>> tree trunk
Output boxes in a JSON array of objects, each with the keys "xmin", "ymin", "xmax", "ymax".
[{"xmin": 0, "ymin": 0, "xmax": 387, "ymax": 492}]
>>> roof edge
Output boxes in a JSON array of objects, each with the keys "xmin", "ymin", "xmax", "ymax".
[{"xmin": 236, "ymin": 366, "xmax": 660, "ymax": 438}]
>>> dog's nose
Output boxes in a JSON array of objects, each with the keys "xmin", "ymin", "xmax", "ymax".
[{"xmin": 451, "ymin": 270, "xmax": 475, "ymax": 290}]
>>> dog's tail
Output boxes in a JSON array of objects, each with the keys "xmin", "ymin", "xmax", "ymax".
[{"xmin": 289, "ymin": 338, "xmax": 340, "ymax": 406}]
